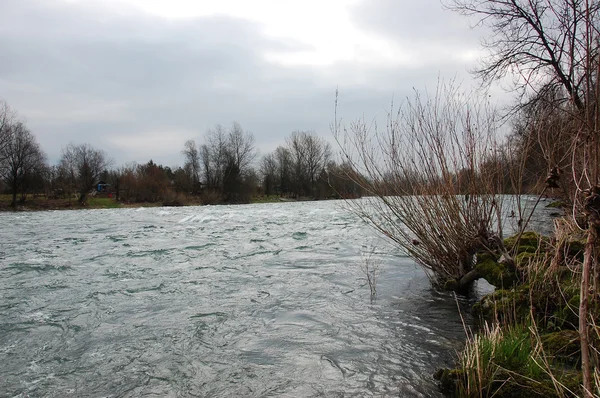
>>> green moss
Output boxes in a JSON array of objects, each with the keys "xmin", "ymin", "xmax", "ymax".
[
  {"xmin": 504, "ymin": 231, "xmax": 548, "ymax": 254},
  {"xmin": 448, "ymin": 226, "xmax": 592, "ymax": 398},
  {"xmin": 485, "ymin": 371, "xmax": 566, "ymax": 397},
  {"xmin": 541, "ymin": 330, "xmax": 580, "ymax": 365},
  {"xmin": 472, "ymin": 285, "xmax": 531, "ymax": 320},
  {"xmin": 434, "ymin": 368, "xmax": 464, "ymax": 395},
  {"xmin": 515, "ymin": 251, "xmax": 537, "ymax": 266},
  {"xmin": 565, "ymin": 239, "xmax": 586, "ymax": 262},
  {"xmin": 443, "ymin": 278, "xmax": 459, "ymax": 291},
  {"xmin": 546, "ymin": 200, "xmax": 567, "ymax": 208},
  {"xmin": 475, "ymin": 253, "xmax": 517, "ymax": 288}
]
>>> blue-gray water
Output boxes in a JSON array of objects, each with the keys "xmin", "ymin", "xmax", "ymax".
[{"xmin": 0, "ymin": 198, "xmax": 556, "ymax": 397}]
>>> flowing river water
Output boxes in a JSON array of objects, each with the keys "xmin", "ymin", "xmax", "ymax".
[{"xmin": 0, "ymin": 198, "xmax": 556, "ymax": 397}]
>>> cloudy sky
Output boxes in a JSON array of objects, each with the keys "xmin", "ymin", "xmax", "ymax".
[{"xmin": 0, "ymin": 0, "xmax": 495, "ymax": 167}]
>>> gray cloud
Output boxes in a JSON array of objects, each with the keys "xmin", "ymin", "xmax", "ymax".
[
  {"xmin": 349, "ymin": 0, "xmax": 480, "ymax": 45},
  {"xmin": 0, "ymin": 0, "xmax": 487, "ymax": 167}
]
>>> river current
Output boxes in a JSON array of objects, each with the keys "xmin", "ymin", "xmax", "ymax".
[{"xmin": 0, "ymin": 198, "xmax": 556, "ymax": 397}]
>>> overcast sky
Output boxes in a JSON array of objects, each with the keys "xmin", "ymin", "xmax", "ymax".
[{"xmin": 0, "ymin": 0, "xmax": 497, "ymax": 167}]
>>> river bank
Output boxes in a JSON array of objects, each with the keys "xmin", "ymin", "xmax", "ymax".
[
  {"xmin": 436, "ymin": 220, "xmax": 596, "ymax": 397},
  {"xmin": 0, "ymin": 194, "xmax": 308, "ymax": 212}
]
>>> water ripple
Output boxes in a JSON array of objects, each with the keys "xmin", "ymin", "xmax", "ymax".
[{"xmin": 0, "ymin": 200, "xmax": 482, "ymax": 397}]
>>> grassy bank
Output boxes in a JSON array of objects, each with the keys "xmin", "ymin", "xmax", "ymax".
[
  {"xmin": 436, "ymin": 221, "xmax": 598, "ymax": 397},
  {"xmin": 0, "ymin": 195, "xmax": 119, "ymax": 211},
  {"xmin": 0, "ymin": 194, "xmax": 319, "ymax": 211},
  {"xmin": 0, "ymin": 194, "xmax": 192, "ymax": 211}
]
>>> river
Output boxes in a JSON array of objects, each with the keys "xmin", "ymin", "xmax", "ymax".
[{"xmin": 0, "ymin": 198, "xmax": 556, "ymax": 397}]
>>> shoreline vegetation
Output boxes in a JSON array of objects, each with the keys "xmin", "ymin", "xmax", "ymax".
[
  {"xmin": 435, "ymin": 226, "xmax": 595, "ymax": 397},
  {"xmin": 0, "ymin": 123, "xmax": 365, "ymax": 211},
  {"xmin": 329, "ymin": 0, "xmax": 600, "ymax": 395}
]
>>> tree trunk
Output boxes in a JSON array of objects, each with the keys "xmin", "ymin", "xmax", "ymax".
[
  {"xmin": 457, "ymin": 268, "xmax": 481, "ymax": 293},
  {"xmin": 580, "ymin": 226, "xmax": 595, "ymax": 398},
  {"xmin": 9, "ymin": 171, "xmax": 18, "ymax": 207}
]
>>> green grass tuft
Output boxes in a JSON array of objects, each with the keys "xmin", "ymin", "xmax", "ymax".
[{"xmin": 86, "ymin": 197, "xmax": 121, "ymax": 208}]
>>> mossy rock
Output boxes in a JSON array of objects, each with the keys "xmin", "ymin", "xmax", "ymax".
[
  {"xmin": 555, "ymin": 266, "xmax": 575, "ymax": 282},
  {"xmin": 516, "ymin": 244, "xmax": 540, "ymax": 254},
  {"xmin": 472, "ymin": 285, "xmax": 530, "ymax": 320},
  {"xmin": 515, "ymin": 251, "xmax": 537, "ymax": 267},
  {"xmin": 549, "ymin": 294, "xmax": 579, "ymax": 331},
  {"xmin": 546, "ymin": 200, "xmax": 567, "ymax": 208},
  {"xmin": 504, "ymin": 232, "xmax": 548, "ymax": 254},
  {"xmin": 541, "ymin": 330, "xmax": 580, "ymax": 365},
  {"xmin": 448, "ymin": 365, "xmax": 580, "ymax": 397},
  {"xmin": 443, "ymin": 278, "xmax": 459, "ymax": 291},
  {"xmin": 471, "ymin": 295, "xmax": 492, "ymax": 317},
  {"xmin": 475, "ymin": 253, "xmax": 517, "ymax": 288},
  {"xmin": 485, "ymin": 370, "xmax": 576, "ymax": 397},
  {"xmin": 565, "ymin": 239, "xmax": 586, "ymax": 260},
  {"xmin": 433, "ymin": 368, "xmax": 464, "ymax": 395},
  {"xmin": 504, "ymin": 231, "xmax": 540, "ymax": 248},
  {"xmin": 558, "ymin": 295, "xmax": 600, "ymax": 330},
  {"xmin": 557, "ymin": 371, "xmax": 584, "ymax": 396}
]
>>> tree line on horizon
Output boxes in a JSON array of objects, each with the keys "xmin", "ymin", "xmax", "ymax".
[
  {"xmin": 0, "ymin": 93, "xmax": 572, "ymax": 209},
  {"xmin": 0, "ymin": 106, "xmax": 365, "ymax": 207}
]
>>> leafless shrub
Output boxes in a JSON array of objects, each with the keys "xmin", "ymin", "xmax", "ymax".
[
  {"xmin": 359, "ymin": 244, "xmax": 381, "ymax": 296},
  {"xmin": 334, "ymin": 82, "xmax": 507, "ymax": 291}
]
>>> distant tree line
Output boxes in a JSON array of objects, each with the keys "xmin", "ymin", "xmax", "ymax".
[
  {"xmin": 181, "ymin": 124, "xmax": 364, "ymax": 203},
  {"xmin": 2, "ymin": 90, "xmax": 584, "ymax": 211},
  {"xmin": 0, "ymin": 102, "xmax": 363, "ymax": 207}
]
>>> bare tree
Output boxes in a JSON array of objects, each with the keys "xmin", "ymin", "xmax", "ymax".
[
  {"xmin": 202, "ymin": 125, "xmax": 228, "ymax": 189},
  {"xmin": 275, "ymin": 146, "xmax": 293, "ymax": 195},
  {"xmin": 446, "ymin": 0, "xmax": 600, "ymax": 111},
  {"xmin": 227, "ymin": 121, "xmax": 256, "ymax": 175},
  {"xmin": 288, "ymin": 131, "xmax": 308, "ymax": 195},
  {"xmin": 1, "ymin": 122, "xmax": 46, "ymax": 207},
  {"xmin": 304, "ymin": 132, "xmax": 332, "ymax": 189},
  {"xmin": 199, "ymin": 143, "xmax": 213, "ymax": 189},
  {"xmin": 196, "ymin": 123, "xmax": 257, "ymax": 202},
  {"xmin": 182, "ymin": 139, "xmax": 200, "ymax": 193},
  {"xmin": 260, "ymin": 152, "xmax": 278, "ymax": 195},
  {"xmin": 287, "ymin": 131, "xmax": 331, "ymax": 197},
  {"xmin": 107, "ymin": 166, "xmax": 126, "ymax": 202},
  {"xmin": 60, "ymin": 143, "xmax": 111, "ymax": 203},
  {"xmin": 447, "ymin": 0, "xmax": 600, "ymax": 191},
  {"xmin": 0, "ymin": 100, "xmax": 17, "ymax": 164},
  {"xmin": 220, "ymin": 122, "xmax": 257, "ymax": 201}
]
